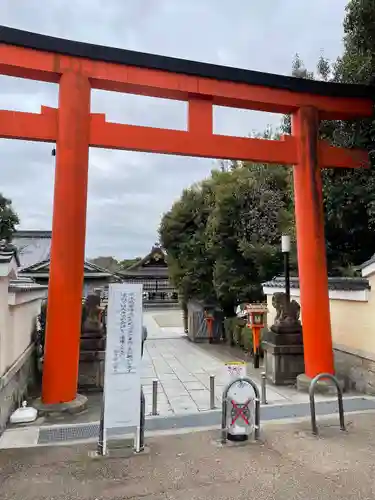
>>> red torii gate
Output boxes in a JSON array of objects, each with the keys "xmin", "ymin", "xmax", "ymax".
[{"xmin": 0, "ymin": 26, "xmax": 372, "ymax": 406}]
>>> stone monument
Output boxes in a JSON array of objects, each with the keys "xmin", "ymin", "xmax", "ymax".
[
  {"xmin": 261, "ymin": 292, "xmax": 304, "ymax": 385},
  {"xmin": 79, "ymin": 292, "xmax": 106, "ymax": 390}
]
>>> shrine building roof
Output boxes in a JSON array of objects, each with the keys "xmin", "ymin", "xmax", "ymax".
[
  {"xmin": 119, "ymin": 245, "xmax": 169, "ymax": 279},
  {"xmin": 262, "ymin": 276, "xmax": 370, "ymax": 292}
]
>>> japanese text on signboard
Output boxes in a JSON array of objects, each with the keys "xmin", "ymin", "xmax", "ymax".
[{"xmin": 112, "ymin": 291, "xmax": 136, "ymax": 375}]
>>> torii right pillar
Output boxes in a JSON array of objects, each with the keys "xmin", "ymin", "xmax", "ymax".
[{"xmin": 292, "ymin": 106, "xmax": 335, "ymax": 390}]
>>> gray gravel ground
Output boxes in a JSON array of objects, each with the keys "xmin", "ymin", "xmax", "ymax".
[{"xmin": 1, "ymin": 412, "xmax": 375, "ymax": 499}]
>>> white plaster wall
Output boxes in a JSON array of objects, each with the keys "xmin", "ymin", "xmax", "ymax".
[
  {"xmin": 0, "ymin": 278, "xmax": 10, "ymax": 376},
  {"xmin": 264, "ymin": 278, "xmax": 375, "ymax": 360},
  {"xmin": 0, "ymin": 289, "xmax": 44, "ymax": 377},
  {"xmin": 9, "ymin": 298, "xmax": 42, "ymax": 370}
]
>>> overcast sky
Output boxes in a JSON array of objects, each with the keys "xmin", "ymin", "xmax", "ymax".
[{"xmin": 1, "ymin": 0, "xmax": 348, "ymax": 259}]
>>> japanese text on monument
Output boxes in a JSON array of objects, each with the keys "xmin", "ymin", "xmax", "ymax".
[{"xmin": 112, "ymin": 291, "xmax": 135, "ymax": 375}]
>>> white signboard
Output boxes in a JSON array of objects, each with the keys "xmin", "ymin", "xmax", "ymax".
[
  {"xmin": 103, "ymin": 283, "xmax": 143, "ymax": 438},
  {"xmin": 224, "ymin": 361, "xmax": 247, "ymax": 381}
]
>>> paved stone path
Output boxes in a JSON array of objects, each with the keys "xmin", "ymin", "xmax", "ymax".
[
  {"xmin": 141, "ymin": 311, "xmax": 354, "ymax": 416},
  {"xmin": 142, "ymin": 312, "xmax": 221, "ymax": 415}
]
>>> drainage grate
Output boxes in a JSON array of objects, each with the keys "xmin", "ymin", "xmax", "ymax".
[
  {"xmin": 38, "ymin": 423, "xmax": 135, "ymax": 444},
  {"xmin": 38, "ymin": 423, "xmax": 100, "ymax": 444}
]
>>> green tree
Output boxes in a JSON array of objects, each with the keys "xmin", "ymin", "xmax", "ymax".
[
  {"xmin": 281, "ymin": 53, "xmax": 329, "ymax": 134},
  {"xmin": 282, "ymin": 13, "xmax": 375, "ymax": 273},
  {"xmin": 160, "ymin": 149, "xmax": 295, "ymax": 316},
  {"xmin": 335, "ymin": 0, "xmax": 375, "ymax": 85},
  {"xmin": 119, "ymin": 257, "xmax": 142, "ymax": 270},
  {"xmin": 206, "ymin": 163, "xmax": 294, "ymax": 315},
  {"xmin": 323, "ymin": 0, "xmax": 375, "ymax": 272},
  {"xmin": 0, "ymin": 194, "xmax": 19, "ymax": 242},
  {"xmin": 159, "ymin": 180, "xmax": 216, "ymax": 303},
  {"xmin": 89, "ymin": 256, "xmax": 120, "ymax": 272}
]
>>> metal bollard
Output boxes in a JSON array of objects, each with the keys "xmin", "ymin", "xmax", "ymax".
[
  {"xmin": 261, "ymin": 372, "xmax": 267, "ymax": 405},
  {"xmin": 152, "ymin": 379, "xmax": 158, "ymax": 416},
  {"xmin": 210, "ymin": 375, "xmax": 216, "ymax": 409}
]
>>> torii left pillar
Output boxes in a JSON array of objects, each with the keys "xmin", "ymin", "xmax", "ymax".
[{"xmin": 41, "ymin": 71, "xmax": 91, "ymax": 406}]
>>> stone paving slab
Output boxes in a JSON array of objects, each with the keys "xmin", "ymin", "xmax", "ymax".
[
  {"xmin": 141, "ymin": 311, "xmax": 358, "ymax": 417},
  {"xmin": 152, "ymin": 310, "xmax": 184, "ymax": 328},
  {"xmin": 1, "ymin": 413, "xmax": 375, "ymax": 499}
]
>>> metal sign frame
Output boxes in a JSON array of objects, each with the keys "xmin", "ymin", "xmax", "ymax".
[
  {"xmin": 221, "ymin": 376, "xmax": 260, "ymax": 444},
  {"xmin": 100, "ymin": 283, "xmax": 143, "ymax": 455},
  {"xmin": 97, "ymin": 387, "xmax": 145, "ymax": 456}
]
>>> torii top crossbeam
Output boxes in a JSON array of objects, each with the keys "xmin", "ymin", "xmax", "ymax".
[
  {"xmin": 0, "ymin": 26, "xmax": 372, "ymax": 166},
  {"xmin": 0, "ymin": 26, "xmax": 372, "ymax": 406}
]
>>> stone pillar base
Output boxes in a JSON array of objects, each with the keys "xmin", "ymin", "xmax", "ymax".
[
  {"xmin": 262, "ymin": 341, "xmax": 305, "ymax": 385},
  {"xmin": 78, "ymin": 351, "xmax": 105, "ymax": 390},
  {"xmin": 262, "ymin": 327, "xmax": 304, "ymax": 386},
  {"xmin": 296, "ymin": 373, "xmax": 346, "ymax": 394},
  {"xmin": 33, "ymin": 394, "xmax": 88, "ymax": 417}
]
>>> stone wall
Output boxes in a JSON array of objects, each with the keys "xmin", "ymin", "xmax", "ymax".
[
  {"xmin": 334, "ymin": 346, "xmax": 375, "ymax": 395},
  {"xmin": 0, "ymin": 344, "xmax": 36, "ymax": 433}
]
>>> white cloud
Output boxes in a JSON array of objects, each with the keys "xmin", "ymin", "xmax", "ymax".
[{"xmin": 0, "ymin": 0, "xmax": 348, "ymax": 258}]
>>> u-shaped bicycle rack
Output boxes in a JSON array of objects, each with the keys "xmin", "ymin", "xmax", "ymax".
[{"xmin": 309, "ymin": 373, "xmax": 346, "ymax": 436}]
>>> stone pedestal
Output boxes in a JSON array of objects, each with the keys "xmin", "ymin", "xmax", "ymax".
[
  {"xmin": 78, "ymin": 333, "xmax": 105, "ymax": 390},
  {"xmin": 296, "ymin": 373, "xmax": 346, "ymax": 394},
  {"xmin": 34, "ymin": 394, "xmax": 88, "ymax": 416},
  {"xmin": 78, "ymin": 294, "xmax": 106, "ymax": 391},
  {"xmin": 262, "ymin": 328, "xmax": 304, "ymax": 386}
]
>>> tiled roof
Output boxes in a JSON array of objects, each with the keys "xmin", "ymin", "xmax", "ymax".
[
  {"xmin": 14, "ymin": 230, "xmax": 52, "ymax": 239},
  {"xmin": 120, "ymin": 267, "xmax": 169, "ymax": 278},
  {"xmin": 358, "ymin": 254, "xmax": 375, "ymax": 270},
  {"xmin": 19, "ymin": 258, "xmax": 122, "ymax": 279},
  {"xmin": 262, "ymin": 276, "xmax": 370, "ymax": 291},
  {"xmin": 0, "ymin": 242, "xmax": 20, "ymax": 266},
  {"xmin": 8, "ymin": 277, "xmax": 48, "ymax": 293}
]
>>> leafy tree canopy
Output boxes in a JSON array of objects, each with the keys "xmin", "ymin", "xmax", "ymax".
[
  {"xmin": 282, "ymin": 0, "xmax": 375, "ymax": 274},
  {"xmin": 119, "ymin": 257, "xmax": 142, "ymax": 270},
  {"xmin": 160, "ymin": 0, "xmax": 375, "ymax": 314},
  {"xmin": 159, "ymin": 154, "xmax": 294, "ymax": 314},
  {"xmin": 89, "ymin": 256, "xmax": 120, "ymax": 273},
  {"xmin": 89, "ymin": 256, "xmax": 142, "ymax": 272},
  {"xmin": 0, "ymin": 194, "xmax": 19, "ymax": 243},
  {"xmin": 159, "ymin": 180, "xmax": 216, "ymax": 303}
]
